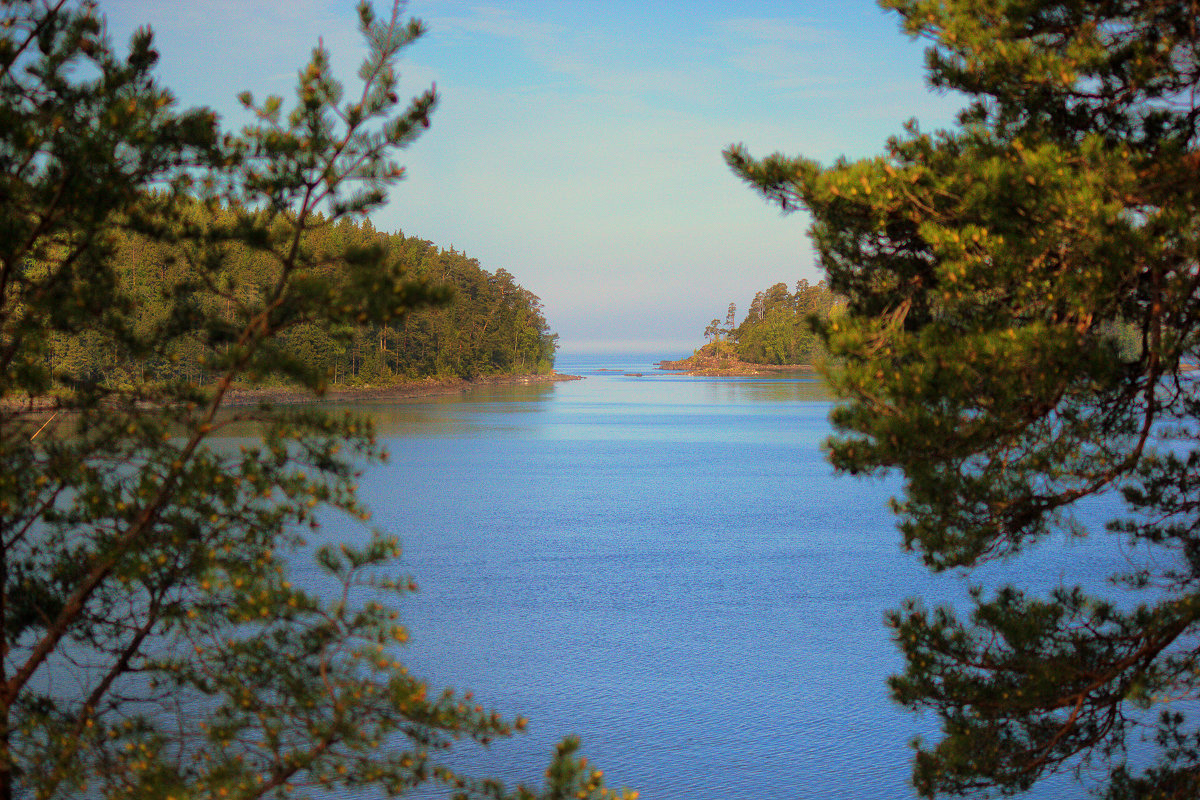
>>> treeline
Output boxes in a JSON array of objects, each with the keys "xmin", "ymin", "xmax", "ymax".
[
  {"xmin": 698, "ymin": 282, "xmax": 1139, "ymax": 369},
  {"xmin": 44, "ymin": 201, "xmax": 557, "ymax": 391},
  {"xmin": 700, "ymin": 279, "xmax": 841, "ymax": 365}
]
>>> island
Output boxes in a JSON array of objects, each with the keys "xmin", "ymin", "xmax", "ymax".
[
  {"xmin": 661, "ymin": 279, "xmax": 841, "ymax": 376},
  {"xmin": 656, "ymin": 353, "xmax": 811, "ymax": 377}
]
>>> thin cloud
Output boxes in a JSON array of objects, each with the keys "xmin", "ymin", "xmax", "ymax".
[
  {"xmin": 719, "ymin": 17, "xmax": 828, "ymax": 45},
  {"xmin": 715, "ymin": 16, "xmax": 867, "ymax": 92}
]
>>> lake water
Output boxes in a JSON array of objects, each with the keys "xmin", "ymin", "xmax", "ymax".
[{"xmin": 312, "ymin": 353, "xmax": 1135, "ymax": 799}]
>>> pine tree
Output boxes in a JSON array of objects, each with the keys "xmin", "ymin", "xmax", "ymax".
[
  {"xmin": 0, "ymin": 2, "xmax": 628, "ymax": 798},
  {"xmin": 729, "ymin": 1, "xmax": 1200, "ymax": 797}
]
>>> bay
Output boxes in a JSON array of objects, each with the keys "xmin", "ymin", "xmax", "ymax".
[{"xmin": 310, "ymin": 353, "xmax": 1134, "ymax": 800}]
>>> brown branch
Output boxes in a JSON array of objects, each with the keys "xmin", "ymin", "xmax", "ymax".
[{"xmin": 38, "ymin": 592, "xmax": 164, "ymax": 796}]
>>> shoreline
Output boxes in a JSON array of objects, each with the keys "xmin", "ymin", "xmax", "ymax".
[
  {"xmin": 222, "ymin": 372, "xmax": 583, "ymax": 406},
  {"xmin": 655, "ymin": 356, "xmax": 815, "ymax": 378},
  {"xmin": 3, "ymin": 372, "xmax": 583, "ymax": 414}
]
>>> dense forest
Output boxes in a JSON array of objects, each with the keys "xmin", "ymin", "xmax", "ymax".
[
  {"xmin": 696, "ymin": 279, "xmax": 841, "ymax": 366},
  {"xmin": 43, "ymin": 200, "xmax": 557, "ymax": 392}
]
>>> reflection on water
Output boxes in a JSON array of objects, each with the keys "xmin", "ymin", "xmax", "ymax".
[
  {"xmin": 685, "ymin": 374, "xmax": 833, "ymax": 404},
  {"xmin": 213, "ymin": 355, "xmax": 1102, "ymax": 799},
  {"xmin": 207, "ymin": 369, "xmax": 835, "ymax": 442},
  {"xmin": 325, "ymin": 384, "xmax": 562, "ymax": 438}
]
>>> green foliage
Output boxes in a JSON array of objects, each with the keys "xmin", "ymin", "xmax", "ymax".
[
  {"xmin": 733, "ymin": 279, "xmax": 839, "ymax": 366},
  {"xmin": 0, "ymin": 2, "xmax": 615, "ymax": 800},
  {"xmin": 39, "ymin": 204, "xmax": 555, "ymax": 391},
  {"xmin": 698, "ymin": 280, "xmax": 840, "ymax": 365},
  {"xmin": 728, "ymin": 0, "xmax": 1200, "ymax": 797}
]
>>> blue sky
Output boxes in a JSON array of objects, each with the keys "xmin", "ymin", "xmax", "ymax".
[{"xmin": 100, "ymin": 1, "xmax": 965, "ymax": 356}]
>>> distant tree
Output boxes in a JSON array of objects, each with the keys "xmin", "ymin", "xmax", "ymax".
[
  {"xmin": 0, "ymin": 2, "xmax": 626, "ymax": 799},
  {"xmin": 703, "ymin": 318, "xmax": 723, "ymax": 344},
  {"xmin": 761, "ymin": 282, "xmax": 790, "ymax": 314},
  {"xmin": 728, "ymin": 0, "xmax": 1200, "ymax": 797},
  {"xmin": 747, "ymin": 291, "xmax": 765, "ymax": 323}
]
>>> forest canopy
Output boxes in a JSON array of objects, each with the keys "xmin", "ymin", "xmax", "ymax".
[
  {"xmin": 691, "ymin": 279, "xmax": 841, "ymax": 366},
  {"xmin": 43, "ymin": 198, "xmax": 557, "ymax": 395}
]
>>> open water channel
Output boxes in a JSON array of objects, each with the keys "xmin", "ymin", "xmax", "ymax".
[{"xmin": 305, "ymin": 353, "xmax": 1139, "ymax": 799}]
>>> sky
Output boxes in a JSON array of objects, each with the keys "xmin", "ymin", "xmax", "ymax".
[{"xmin": 99, "ymin": 0, "xmax": 966, "ymax": 357}]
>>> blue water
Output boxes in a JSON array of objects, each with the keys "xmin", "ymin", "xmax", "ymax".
[{"xmin": 313, "ymin": 353, "xmax": 1134, "ymax": 799}]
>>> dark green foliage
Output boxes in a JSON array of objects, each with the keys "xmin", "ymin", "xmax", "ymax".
[
  {"xmin": 40, "ymin": 206, "xmax": 555, "ymax": 391},
  {"xmin": 0, "ymin": 2, "xmax": 620, "ymax": 799},
  {"xmin": 728, "ymin": 0, "xmax": 1200, "ymax": 797}
]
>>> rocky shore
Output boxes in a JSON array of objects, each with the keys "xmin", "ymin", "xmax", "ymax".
[
  {"xmin": 656, "ymin": 354, "xmax": 813, "ymax": 377},
  {"xmin": 222, "ymin": 372, "xmax": 582, "ymax": 406}
]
